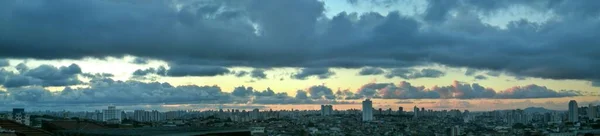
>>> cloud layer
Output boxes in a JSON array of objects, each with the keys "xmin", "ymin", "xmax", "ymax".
[{"xmin": 1, "ymin": 0, "xmax": 599, "ymax": 81}]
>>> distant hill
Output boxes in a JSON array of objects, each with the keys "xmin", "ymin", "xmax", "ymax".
[{"xmin": 523, "ymin": 107, "xmax": 557, "ymax": 113}]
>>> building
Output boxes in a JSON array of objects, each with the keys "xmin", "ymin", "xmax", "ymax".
[
  {"xmin": 445, "ymin": 126, "xmax": 461, "ymax": 136},
  {"xmin": 413, "ymin": 106, "xmax": 419, "ymax": 118},
  {"xmin": 320, "ymin": 105, "xmax": 333, "ymax": 116},
  {"xmin": 8, "ymin": 108, "xmax": 29, "ymax": 126},
  {"xmin": 398, "ymin": 107, "xmax": 403, "ymax": 115},
  {"xmin": 589, "ymin": 104, "xmax": 597, "ymax": 120},
  {"xmin": 568, "ymin": 100, "xmax": 578, "ymax": 122},
  {"xmin": 250, "ymin": 109, "xmax": 260, "ymax": 120},
  {"xmin": 103, "ymin": 106, "xmax": 122, "ymax": 124},
  {"xmin": 362, "ymin": 99, "xmax": 373, "ymax": 121}
]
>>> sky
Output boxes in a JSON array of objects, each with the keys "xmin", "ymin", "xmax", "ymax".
[{"xmin": 0, "ymin": 0, "xmax": 599, "ymax": 111}]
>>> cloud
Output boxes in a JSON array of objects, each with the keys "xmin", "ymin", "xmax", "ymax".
[
  {"xmin": 292, "ymin": 68, "xmax": 335, "ymax": 80},
  {"xmin": 0, "ymin": 77, "xmax": 350, "ymax": 106},
  {"xmin": 357, "ymin": 83, "xmax": 392, "ymax": 97},
  {"xmin": 592, "ymin": 80, "xmax": 600, "ymax": 87},
  {"xmin": 464, "ymin": 68, "xmax": 477, "ymax": 76},
  {"xmin": 166, "ymin": 65, "xmax": 230, "ymax": 77},
  {"xmin": 81, "ymin": 73, "xmax": 114, "ymax": 79},
  {"xmin": 234, "ymin": 71, "xmax": 249, "ymax": 77},
  {"xmin": 385, "ymin": 68, "xmax": 445, "ymax": 79},
  {"xmin": 295, "ymin": 90, "xmax": 309, "ymax": 99},
  {"xmin": 1, "ymin": 64, "xmax": 83, "ymax": 88},
  {"xmin": 344, "ymin": 80, "xmax": 581, "ymax": 99},
  {"xmin": 131, "ymin": 57, "xmax": 150, "ymax": 64},
  {"xmin": 358, "ymin": 67, "xmax": 385, "ymax": 75},
  {"xmin": 250, "ymin": 69, "xmax": 267, "ymax": 79},
  {"xmin": 496, "ymin": 85, "xmax": 581, "ymax": 99},
  {"xmin": 474, "ymin": 75, "xmax": 487, "ymax": 80},
  {"xmin": 306, "ymin": 85, "xmax": 336, "ymax": 99},
  {"xmin": 1, "ymin": 0, "xmax": 600, "ymax": 81},
  {"xmin": 231, "ymin": 86, "xmax": 254, "ymax": 97},
  {"xmin": 395, "ymin": 100, "xmax": 414, "ymax": 104},
  {"xmin": 486, "ymin": 71, "xmax": 501, "ymax": 77},
  {"xmin": 0, "ymin": 59, "xmax": 8, "ymax": 67}
]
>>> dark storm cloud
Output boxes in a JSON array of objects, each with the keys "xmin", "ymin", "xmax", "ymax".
[
  {"xmin": 358, "ymin": 67, "xmax": 385, "ymax": 75},
  {"xmin": 250, "ymin": 69, "xmax": 267, "ymax": 79},
  {"xmin": 385, "ymin": 68, "xmax": 445, "ymax": 79},
  {"xmin": 1, "ymin": 63, "xmax": 83, "ymax": 88},
  {"xmin": 292, "ymin": 68, "xmax": 335, "ymax": 80},
  {"xmin": 1, "ymin": 0, "xmax": 600, "ymax": 80},
  {"xmin": 0, "ymin": 59, "xmax": 8, "ymax": 67}
]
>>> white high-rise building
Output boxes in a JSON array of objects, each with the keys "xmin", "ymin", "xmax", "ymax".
[
  {"xmin": 103, "ymin": 106, "xmax": 122, "ymax": 124},
  {"xmin": 362, "ymin": 99, "xmax": 373, "ymax": 121},
  {"xmin": 589, "ymin": 104, "xmax": 597, "ymax": 120},
  {"xmin": 568, "ymin": 100, "xmax": 578, "ymax": 122}
]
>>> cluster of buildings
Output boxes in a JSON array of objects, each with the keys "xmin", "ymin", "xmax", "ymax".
[{"xmin": 0, "ymin": 99, "xmax": 598, "ymax": 135}]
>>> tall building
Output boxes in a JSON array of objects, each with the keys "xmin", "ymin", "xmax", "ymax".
[
  {"xmin": 589, "ymin": 104, "xmax": 597, "ymax": 120},
  {"xmin": 320, "ymin": 105, "xmax": 333, "ymax": 116},
  {"xmin": 413, "ymin": 106, "xmax": 419, "ymax": 118},
  {"xmin": 250, "ymin": 109, "xmax": 260, "ymax": 120},
  {"xmin": 9, "ymin": 108, "xmax": 30, "ymax": 126},
  {"xmin": 568, "ymin": 100, "xmax": 578, "ymax": 122},
  {"xmin": 103, "ymin": 106, "xmax": 122, "ymax": 124},
  {"xmin": 134, "ymin": 110, "xmax": 146, "ymax": 122},
  {"xmin": 362, "ymin": 99, "xmax": 373, "ymax": 121}
]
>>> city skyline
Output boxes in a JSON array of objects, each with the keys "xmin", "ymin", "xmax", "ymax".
[{"xmin": 1, "ymin": 0, "xmax": 600, "ymax": 111}]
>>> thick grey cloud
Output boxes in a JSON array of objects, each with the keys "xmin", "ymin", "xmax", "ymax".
[
  {"xmin": 131, "ymin": 57, "xmax": 150, "ymax": 65},
  {"xmin": 1, "ymin": 63, "xmax": 83, "ymax": 88},
  {"xmin": 250, "ymin": 69, "xmax": 267, "ymax": 79},
  {"xmin": 0, "ymin": 0, "xmax": 600, "ymax": 81},
  {"xmin": 0, "ymin": 59, "xmax": 8, "ymax": 67},
  {"xmin": 231, "ymin": 86, "xmax": 254, "ymax": 97},
  {"xmin": 357, "ymin": 83, "xmax": 392, "ymax": 97},
  {"xmin": 306, "ymin": 85, "xmax": 336, "ymax": 99},
  {"xmin": 292, "ymin": 68, "xmax": 335, "ymax": 80},
  {"xmin": 295, "ymin": 90, "xmax": 309, "ymax": 99},
  {"xmin": 385, "ymin": 68, "xmax": 445, "ymax": 79},
  {"xmin": 358, "ymin": 67, "xmax": 385, "ymax": 75},
  {"xmin": 0, "ymin": 78, "xmax": 352, "ymax": 105}
]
